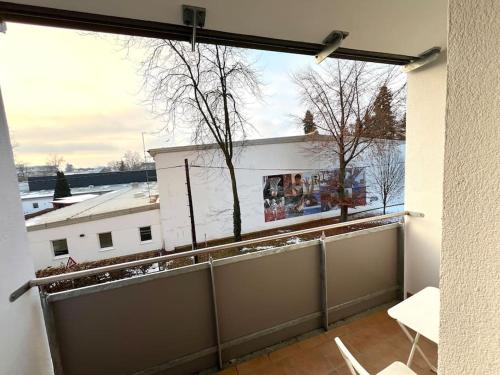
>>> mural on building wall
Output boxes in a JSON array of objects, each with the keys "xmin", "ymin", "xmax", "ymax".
[{"xmin": 263, "ymin": 168, "xmax": 366, "ymax": 222}]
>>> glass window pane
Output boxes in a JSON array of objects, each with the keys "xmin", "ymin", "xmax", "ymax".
[
  {"xmin": 52, "ymin": 239, "xmax": 68, "ymax": 257},
  {"xmin": 99, "ymin": 232, "xmax": 113, "ymax": 249},
  {"xmin": 139, "ymin": 226, "xmax": 152, "ymax": 242}
]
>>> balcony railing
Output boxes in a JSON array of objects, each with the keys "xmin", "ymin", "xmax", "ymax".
[{"xmin": 11, "ymin": 211, "xmax": 423, "ymax": 375}]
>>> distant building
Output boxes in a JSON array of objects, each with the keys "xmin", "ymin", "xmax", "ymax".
[
  {"xmin": 20, "ymin": 184, "xmax": 130, "ymax": 216},
  {"xmin": 28, "ymin": 169, "xmax": 156, "ymax": 191},
  {"xmin": 26, "ymin": 183, "xmax": 161, "ymax": 270},
  {"xmin": 16, "ymin": 164, "xmax": 58, "ymax": 181}
]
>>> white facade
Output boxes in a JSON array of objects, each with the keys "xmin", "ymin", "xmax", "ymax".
[
  {"xmin": 28, "ymin": 209, "xmax": 162, "ymax": 270},
  {"xmin": 151, "ymin": 136, "xmax": 404, "ymax": 250},
  {"xmin": 21, "ymin": 193, "xmax": 54, "ymax": 215},
  {"xmin": 20, "ymin": 184, "xmax": 132, "ymax": 216},
  {"xmin": 26, "ymin": 185, "xmax": 162, "ymax": 270}
]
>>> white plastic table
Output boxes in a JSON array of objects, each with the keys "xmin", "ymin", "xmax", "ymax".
[{"xmin": 388, "ymin": 287, "xmax": 439, "ymax": 372}]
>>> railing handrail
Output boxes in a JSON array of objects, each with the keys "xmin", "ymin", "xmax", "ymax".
[{"xmin": 9, "ymin": 210, "xmax": 422, "ymax": 301}]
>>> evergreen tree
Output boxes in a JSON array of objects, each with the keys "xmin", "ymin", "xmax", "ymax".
[
  {"xmin": 302, "ymin": 110, "xmax": 317, "ymax": 134},
  {"xmin": 53, "ymin": 171, "xmax": 72, "ymax": 200},
  {"xmin": 118, "ymin": 160, "xmax": 126, "ymax": 172},
  {"xmin": 371, "ymin": 85, "xmax": 397, "ymax": 139},
  {"xmin": 396, "ymin": 114, "xmax": 406, "ymax": 140}
]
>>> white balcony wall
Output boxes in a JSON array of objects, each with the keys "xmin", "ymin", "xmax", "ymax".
[
  {"xmin": 440, "ymin": 1, "xmax": 500, "ymax": 373},
  {"xmin": 28, "ymin": 209, "xmax": 162, "ymax": 271},
  {"xmin": 403, "ymin": 1, "xmax": 448, "ymax": 296},
  {"xmin": 404, "ymin": 54, "xmax": 447, "ymax": 295},
  {"xmin": 0, "ymin": 88, "xmax": 53, "ymax": 374}
]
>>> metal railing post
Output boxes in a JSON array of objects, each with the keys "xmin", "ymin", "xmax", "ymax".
[
  {"xmin": 398, "ymin": 215, "xmax": 407, "ymax": 299},
  {"xmin": 40, "ymin": 292, "xmax": 64, "ymax": 375},
  {"xmin": 208, "ymin": 257, "xmax": 223, "ymax": 369},
  {"xmin": 319, "ymin": 233, "xmax": 328, "ymax": 331}
]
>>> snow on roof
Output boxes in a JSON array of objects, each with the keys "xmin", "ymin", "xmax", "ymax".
[
  {"xmin": 20, "ymin": 183, "xmax": 135, "ymax": 200},
  {"xmin": 26, "ymin": 183, "xmax": 159, "ymax": 231},
  {"xmin": 51, "ymin": 194, "xmax": 98, "ymax": 204}
]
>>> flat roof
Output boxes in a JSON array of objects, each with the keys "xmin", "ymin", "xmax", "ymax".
[
  {"xmin": 20, "ymin": 183, "xmax": 135, "ymax": 200},
  {"xmin": 26, "ymin": 183, "xmax": 159, "ymax": 231},
  {"xmin": 148, "ymin": 134, "xmax": 403, "ymax": 156},
  {"xmin": 148, "ymin": 134, "xmax": 329, "ymax": 156}
]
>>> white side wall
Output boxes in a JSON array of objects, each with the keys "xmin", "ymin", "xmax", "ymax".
[
  {"xmin": 404, "ymin": 54, "xmax": 447, "ymax": 294},
  {"xmin": 0, "ymin": 88, "xmax": 53, "ymax": 374},
  {"xmin": 28, "ymin": 209, "xmax": 162, "ymax": 270},
  {"xmin": 439, "ymin": 1, "xmax": 500, "ymax": 373},
  {"xmin": 154, "ymin": 140, "xmax": 403, "ymax": 249}
]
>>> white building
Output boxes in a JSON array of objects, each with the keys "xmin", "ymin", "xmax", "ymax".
[
  {"xmin": 150, "ymin": 135, "xmax": 404, "ymax": 250},
  {"xmin": 20, "ymin": 183, "xmax": 139, "ymax": 216},
  {"xmin": 26, "ymin": 183, "xmax": 161, "ymax": 270}
]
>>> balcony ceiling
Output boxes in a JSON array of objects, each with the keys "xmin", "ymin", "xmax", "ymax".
[{"xmin": 2, "ymin": 0, "xmax": 446, "ymax": 56}]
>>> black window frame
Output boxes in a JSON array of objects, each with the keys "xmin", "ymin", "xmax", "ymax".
[
  {"xmin": 139, "ymin": 226, "xmax": 152, "ymax": 242},
  {"xmin": 98, "ymin": 232, "xmax": 114, "ymax": 249},
  {"xmin": 51, "ymin": 238, "xmax": 69, "ymax": 257}
]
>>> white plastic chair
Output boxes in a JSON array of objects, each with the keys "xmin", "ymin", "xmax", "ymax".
[{"xmin": 334, "ymin": 337, "xmax": 418, "ymax": 375}]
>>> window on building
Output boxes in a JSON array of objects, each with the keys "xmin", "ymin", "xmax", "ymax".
[
  {"xmin": 32, "ymin": 202, "xmax": 39, "ymax": 208},
  {"xmin": 98, "ymin": 232, "xmax": 113, "ymax": 249},
  {"xmin": 51, "ymin": 239, "xmax": 69, "ymax": 257},
  {"xmin": 139, "ymin": 226, "xmax": 152, "ymax": 242}
]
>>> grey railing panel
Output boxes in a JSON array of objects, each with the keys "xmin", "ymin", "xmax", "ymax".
[
  {"xmin": 325, "ymin": 225, "xmax": 400, "ymax": 321},
  {"xmin": 214, "ymin": 244, "xmax": 321, "ymax": 341},
  {"xmin": 51, "ymin": 269, "xmax": 217, "ymax": 375},
  {"xmin": 213, "ymin": 243, "xmax": 321, "ymax": 359}
]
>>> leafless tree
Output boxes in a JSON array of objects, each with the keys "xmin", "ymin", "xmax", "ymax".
[
  {"xmin": 130, "ymin": 39, "xmax": 261, "ymax": 241},
  {"xmin": 368, "ymin": 142, "xmax": 405, "ymax": 214},
  {"xmin": 46, "ymin": 154, "xmax": 65, "ymax": 171},
  {"xmin": 293, "ymin": 60, "xmax": 404, "ymax": 221},
  {"xmin": 123, "ymin": 150, "xmax": 143, "ymax": 170}
]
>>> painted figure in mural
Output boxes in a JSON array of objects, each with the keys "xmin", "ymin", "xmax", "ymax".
[
  {"xmin": 263, "ymin": 168, "xmax": 366, "ymax": 222},
  {"xmin": 263, "ymin": 175, "xmax": 286, "ymax": 222}
]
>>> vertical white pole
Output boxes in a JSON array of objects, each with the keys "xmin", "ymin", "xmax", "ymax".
[{"xmin": 0, "ymin": 87, "xmax": 53, "ymax": 374}]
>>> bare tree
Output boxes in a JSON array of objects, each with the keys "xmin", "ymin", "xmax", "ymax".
[
  {"xmin": 132, "ymin": 39, "xmax": 261, "ymax": 241},
  {"xmin": 46, "ymin": 154, "xmax": 65, "ymax": 171},
  {"xmin": 123, "ymin": 150, "xmax": 142, "ymax": 170},
  {"xmin": 293, "ymin": 60, "xmax": 403, "ymax": 221},
  {"xmin": 368, "ymin": 142, "xmax": 405, "ymax": 214}
]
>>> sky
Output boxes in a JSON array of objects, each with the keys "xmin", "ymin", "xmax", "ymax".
[{"xmin": 0, "ymin": 23, "xmax": 313, "ymax": 168}]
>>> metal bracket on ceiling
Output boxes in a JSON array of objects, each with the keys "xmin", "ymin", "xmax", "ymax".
[
  {"xmin": 402, "ymin": 47, "xmax": 441, "ymax": 72},
  {"xmin": 315, "ymin": 30, "xmax": 349, "ymax": 64},
  {"xmin": 182, "ymin": 5, "xmax": 206, "ymax": 52}
]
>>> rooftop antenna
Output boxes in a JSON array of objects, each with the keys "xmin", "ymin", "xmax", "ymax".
[
  {"xmin": 402, "ymin": 47, "xmax": 441, "ymax": 72},
  {"xmin": 182, "ymin": 5, "xmax": 206, "ymax": 52},
  {"xmin": 315, "ymin": 30, "xmax": 349, "ymax": 64}
]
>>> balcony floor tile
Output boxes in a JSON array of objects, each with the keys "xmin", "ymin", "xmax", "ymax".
[{"xmin": 217, "ymin": 308, "xmax": 437, "ymax": 375}]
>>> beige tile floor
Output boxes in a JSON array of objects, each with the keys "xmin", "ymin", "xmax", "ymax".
[{"xmin": 216, "ymin": 309, "xmax": 437, "ymax": 375}]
